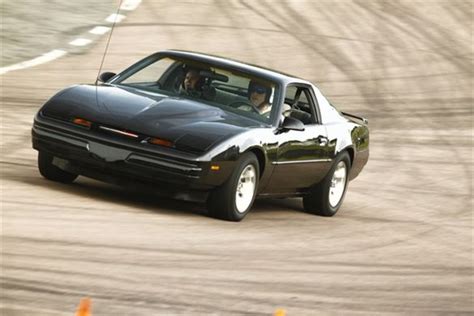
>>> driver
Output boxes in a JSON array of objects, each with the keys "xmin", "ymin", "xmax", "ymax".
[{"xmin": 248, "ymin": 80, "xmax": 272, "ymax": 114}]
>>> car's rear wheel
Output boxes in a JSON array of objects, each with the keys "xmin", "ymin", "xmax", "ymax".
[
  {"xmin": 303, "ymin": 151, "xmax": 351, "ymax": 216},
  {"xmin": 38, "ymin": 151, "xmax": 78, "ymax": 183},
  {"xmin": 207, "ymin": 152, "xmax": 259, "ymax": 221}
]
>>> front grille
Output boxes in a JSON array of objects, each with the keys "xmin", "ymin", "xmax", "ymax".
[{"xmin": 97, "ymin": 125, "xmax": 140, "ymax": 139}]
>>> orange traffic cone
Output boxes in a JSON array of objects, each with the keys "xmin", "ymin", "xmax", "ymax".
[
  {"xmin": 75, "ymin": 297, "xmax": 92, "ymax": 316},
  {"xmin": 274, "ymin": 308, "xmax": 286, "ymax": 316}
]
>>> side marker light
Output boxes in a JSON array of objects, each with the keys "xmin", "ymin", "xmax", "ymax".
[
  {"xmin": 148, "ymin": 137, "xmax": 173, "ymax": 147},
  {"xmin": 72, "ymin": 118, "xmax": 92, "ymax": 128}
]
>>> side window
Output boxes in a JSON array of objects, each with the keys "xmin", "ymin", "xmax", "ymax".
[
  {"xmin": 284, "ymin": 86, "xmax": 297, "ymax": 105},
  {"xmin": 283, "ymin": 85, "xmax": 319, "ymax": 125}
]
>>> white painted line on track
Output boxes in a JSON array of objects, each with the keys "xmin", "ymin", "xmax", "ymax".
[
  {"xmin": 69, "ymin": 38, "xmax": 93, "ymax": 46},
  {"xmin": 121, "ymin": 0, "xmax": 142, "ymax": 11},
  {"xmin": 0, "ymin": 50, "xmax": 67, "ymax": 75},
  {"xmin": 89, "ymin": 26, "xmax": 111, "ymax": 35},
  {"xmin": 105, "ymin": 13, "xmax": 126, "ymax": 23},
  {"xmin": 1, "ymin": 1, "xmax": 142, "ymax": 75}
]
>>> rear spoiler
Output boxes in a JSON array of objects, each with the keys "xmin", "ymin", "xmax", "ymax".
[{"xmin": 341, "ymin": 112, "xmax": 368, "ymax": 125}]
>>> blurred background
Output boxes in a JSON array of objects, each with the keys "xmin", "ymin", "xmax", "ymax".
[{"xmin": 1, "ymin": 0, "xmax": 472, "ymax": 315}]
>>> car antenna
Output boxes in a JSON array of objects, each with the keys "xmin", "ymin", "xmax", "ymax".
[{"xmin": 95, "ymin": 0, "xmax": 124, "ymax": 85}]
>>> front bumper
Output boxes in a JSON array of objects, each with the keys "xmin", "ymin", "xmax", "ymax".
[{"xmin": 32, "ymin": 115, "xmax": 234, "ymax": 192}]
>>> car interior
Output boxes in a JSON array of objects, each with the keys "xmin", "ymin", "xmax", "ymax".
[
  {"xmin": 117, "ymin": 57, "xmax": 318, "ymax": 126},
  {"xmin": 283, "ymin": 86, "xmax": 316, "ymax": 125}
]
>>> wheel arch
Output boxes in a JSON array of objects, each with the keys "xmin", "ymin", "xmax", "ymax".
[
  {"xmin": 344, "ymin": 146, "xmax": 354, "ymax": 167},
  {"xmin": 245, "ymin": 147, "xmax": 266, "ymax": 179}
]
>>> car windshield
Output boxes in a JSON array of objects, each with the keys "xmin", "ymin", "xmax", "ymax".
[{"xmin": 111, "ymin": 56, "xmax": 279, "ymax": 124}]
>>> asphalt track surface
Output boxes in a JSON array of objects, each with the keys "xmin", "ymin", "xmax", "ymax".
[
  {"xmin": 1, "ymin": 0, "xmax": 117, "ymax": 66},
  {"xmin": 1, "ymin": 0, "xmax": 472, "ymax": 315}
]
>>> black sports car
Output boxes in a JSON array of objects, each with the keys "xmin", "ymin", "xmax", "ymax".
[{"xmin": 32, "ymin": 50, "xmax": 369, "ymax": 221}]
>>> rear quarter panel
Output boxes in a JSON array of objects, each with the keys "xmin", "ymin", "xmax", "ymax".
[{"xmin": 325, "ymin": 121, "xmax": 369, "ymax": 181}]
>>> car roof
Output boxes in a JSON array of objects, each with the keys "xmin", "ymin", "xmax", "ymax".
[{"xmin": 160, "ymin": 49, "xmax": 310, "ymax": 85}]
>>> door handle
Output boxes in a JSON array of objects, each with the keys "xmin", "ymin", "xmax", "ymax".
[{"xmin": 316, "ymin": 136, "xmax": 328, "ymax": 146}]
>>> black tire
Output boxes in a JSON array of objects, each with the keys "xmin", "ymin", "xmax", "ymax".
[
  {"xmin": 207, "ymin": 152, "xmax": 259, "ymax": 221},
  {"xmin": 38, "ymin": 151, "xmax": 78, "ymax": 183},
  {"xmin": 303, "ymin": 151, "xmax": 351, "ymax": 217}
]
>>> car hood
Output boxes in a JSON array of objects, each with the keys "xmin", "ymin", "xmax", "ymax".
[{"xmin": 41, "ymin": 84, "xmax": 261, "ymax": 152}]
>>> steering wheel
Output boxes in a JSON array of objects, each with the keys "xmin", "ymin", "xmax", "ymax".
[{"xmin": 228, "ymin": 101, "xmax": 261, "ymax": 115}]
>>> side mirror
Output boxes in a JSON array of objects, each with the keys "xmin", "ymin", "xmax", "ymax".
[
  {"xmin": 279, "ymin": 116, "xmax": 305, "ymax": 132},
  {"xmin": 97, "ymin": 72, "xmax": 116, "ymax": 83}
]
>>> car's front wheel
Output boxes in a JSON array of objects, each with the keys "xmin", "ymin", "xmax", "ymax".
[
  {"xmin": 207, "ymin": 152, "xmax": 259, "ymax": 221},
  {"xmin": 303, "ymin": 151, "xmax": 351, "ymax": 216},
  {"xmin": 38, "ymin": 151, "xmax": 78, "ymax": 183}
]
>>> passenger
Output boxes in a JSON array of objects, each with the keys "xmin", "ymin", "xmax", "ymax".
[
  {"xmin": 181, "ymin": 69, "xmax": 202, "ymax": 97},
  {"xmin": 180, "ymin": 68, "xmax": 215, "ymax": 101},
  {"xmin": 248, "ymin": 80, "xmax": 272, "ymax": 114}
]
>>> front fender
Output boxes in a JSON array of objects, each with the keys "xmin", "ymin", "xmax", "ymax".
[
  {"xmin": 198, "ymin": 128, "xmax": 274, "ymax": 189},
  {"xmin": 200, "ymin": 128, "xmax": 269, "ymax": 161}
]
